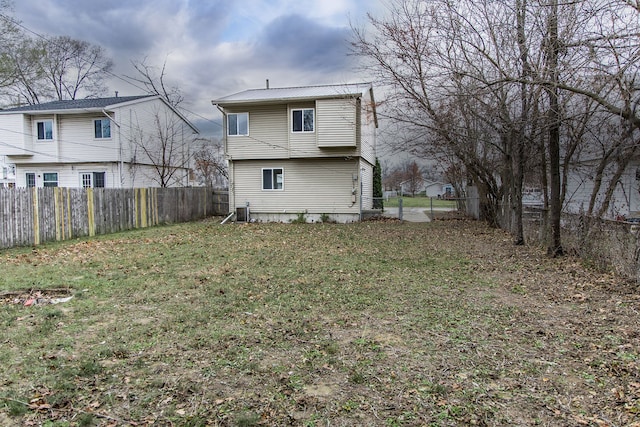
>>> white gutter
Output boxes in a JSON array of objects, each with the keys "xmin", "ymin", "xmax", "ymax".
[{"xmin": 102, "ymin": 109, "xmax": 122, "ymax": 186}]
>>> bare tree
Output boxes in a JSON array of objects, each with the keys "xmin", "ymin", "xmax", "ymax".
[
  {"xmin": 0, "ymin": 29, "xmax": 113, "ymax": 105},
  {"xmin": 352, "ymin": 0, "xmax": 527, "ymax": 228},
  {"xmin": 38, "ymin": 36, "xmax": 113, "ymax": 100},
  {"xmin": 402, "ymin": 160, "xmax": 424, "ymax": 197},
  {"xmin": 354, "ymin": 0, "xmax": 640, "ymax": 252},
  {"xmin": 193, "ymin": 138, "xmax": 228, "ymax": 188},
  {"xmin": 126, "ymin": 57, "xmax": 184, "ymax": 108},
  {"xmin": 132, "ymin": 107, "xmax": 195, "ymax": 187}
]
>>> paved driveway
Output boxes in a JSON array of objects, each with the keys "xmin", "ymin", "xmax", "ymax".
[{"xmin": 382, "ymin": 207, "xmax": 431, "ymax": 222}]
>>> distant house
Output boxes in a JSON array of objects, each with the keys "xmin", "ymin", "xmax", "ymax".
[
  {"xmin": 424, "ymin": 181, "xmax": 454, "ymax": 198},
  {"xmin": 0, "ymin": 156, "xmax": 15, "ymax": 187},
  {"xmin": 0, "ymin": 95, "xmax": 198, "ymax": 188},
  {"xmin": 212, "ymin": 83, "xmax": 378, "ymax": 223}
]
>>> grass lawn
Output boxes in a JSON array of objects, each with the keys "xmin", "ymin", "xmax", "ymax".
[
  {"xmin": 384, "ymin": 196, "xmax": 459, "ymax": 209},
  {"xmin": 0, "ymin": 219, "xmax": 638, "ymax": 426}
]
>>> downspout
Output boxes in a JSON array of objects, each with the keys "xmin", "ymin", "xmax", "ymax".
[
  {"xmin": 102, "ymin": 109, "xmax": 122, "ymax": 186},
  {"xmin": 359, "ymin": 165, "xmax": 363, "ymax": 221},
  {"xmin": 221, "ymin": 211, "xmax": 235, "ymax": 224}
]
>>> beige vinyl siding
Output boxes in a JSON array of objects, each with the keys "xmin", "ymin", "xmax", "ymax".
[
  {"xmin": 360, "ymin": 91, "xmax": 377, "ymax": 165},
  {"xmin": 225, "ymin": 102, "xmax": 361, "ymax": 160},
  {"xmin": 15, "ymin": 163, "xmax": 119, "ymax": 188},
  {"xmin": 58, "ymin": 114, "xmax": 119, "ymax": 163},
  {"xmin": 226, "ymin": 105, "xmax": 289, "ymax": 159},
  {"xmin": 29, "ymin": 115, "xmax": 59, "ymax": 163},
  {"xmin": 233, "ymin": 159, "xmax": 360, "ymax": 214},
  {"xmin": 13, "ymin": 162, "xmax": 186, "ymax": 188},
  {"xmin": 359, "ymin": 158, "xmax": 374, "ymax": 210},
  {"xmin": 1, "ymin": 115, "xmax": 30, "ymax": 156},
  {"xmin": 316, "ymin": 98, "xmax": 357, "ymax": 148},
  {"xmin": 288, "ymin": 102, "xmax": 317, "ymax": 157},
  {"xmin": 4, "ymin": 97, "xmax": 195, "ymax": 188}
]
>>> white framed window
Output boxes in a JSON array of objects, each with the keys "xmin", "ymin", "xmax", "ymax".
[
  {"xmin": 43, "ymin": 172, "xmax": 58, "ymax": 187},
  {"xmin": 94, "ymin": 119, "xmax": 111, "ymax": 139},
  {"xmin": 262, "ymin": 168, "xmax": 283, "ymax": 190},
  {"xmin": 36, "ymin": 120, "xmax": 53, "ymax": 140},
  {"xmin": 227, "ymin": 113, "xmax": 248, "ymax": 136},
  {"xmin": 81, "ymin": 172, "xmax": 106, "ymax": 188},
  {"xmin": 26, "ymin": 172, "xmax": 36, "ymax": 188},
  {"xmin": 292, "ymin": 108, "xmax": 314, "ymax": 133}
]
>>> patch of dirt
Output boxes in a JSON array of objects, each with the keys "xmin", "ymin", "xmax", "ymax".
[{"xmin": 0, "ymin": 288, "xmax": 73, "ymax": 306}]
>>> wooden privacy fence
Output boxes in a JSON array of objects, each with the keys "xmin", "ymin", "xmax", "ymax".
[{"xmin": 0, "ymin": 187, "xmax": 229, "ymax": 249}]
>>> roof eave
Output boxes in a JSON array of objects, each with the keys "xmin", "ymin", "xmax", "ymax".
[
  {"xmin": 212, "ymin": 92, "xmax": 366, "ymax": 108},
  {"xmin": 0, "ymin": 107, "xmax": 111, "ymax": 115}
]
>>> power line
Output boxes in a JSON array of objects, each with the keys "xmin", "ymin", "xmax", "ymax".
[
  {"xmin": 0, "ymin": 13, "xmax": 153, "ymax": 97},
  {"xmin": 0, "ymin": 14, "xmax": 377, "ymax": 178}
]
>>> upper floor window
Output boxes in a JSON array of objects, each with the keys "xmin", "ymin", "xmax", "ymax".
[
  {"xmin": 43, "ymin": 172, "xmax": 58, "ymax": 187},
  {"xmin": 37, "ymin": 120, "xmax": 53, "ymax": 140},
  {"xmin": 94, "ymin": 119, "xmax": 111, "ymax": 139},
  {"xmin": 292, "ymin": 108, "xmax": 314, "ymax": 133},
  {"xmin": 228, "ymin": 113, "xmax": 248, "ymax": 136}
]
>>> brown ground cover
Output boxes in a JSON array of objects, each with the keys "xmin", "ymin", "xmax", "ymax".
[{"xmin": 0, "ymin": 218, "xmax": 638, "ymax": 426}]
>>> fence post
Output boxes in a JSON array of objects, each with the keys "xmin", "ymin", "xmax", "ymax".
[
  {"xmin": 399, "ymin": 197, "xmax": 403, "ymax": 221},
  {"xmin": 87, "ymin": 188, "xmax": 95, "ymax": 237},
  {"xmin": 32, "ymin": 187, "xmax": 40, "ymax": 245},
  {"xmin": 430, "ymin": 197, "xmax": 434, "ymax": 220}
]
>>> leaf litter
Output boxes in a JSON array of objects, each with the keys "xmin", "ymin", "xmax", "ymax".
[{"xmin": 0, "ymin": 219, "xmax": 638, "ymax": 426}]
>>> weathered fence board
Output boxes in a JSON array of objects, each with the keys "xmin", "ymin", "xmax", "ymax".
[{"xmin": 0, "ymin": 188, "xmax": 229, "ymax": 249}]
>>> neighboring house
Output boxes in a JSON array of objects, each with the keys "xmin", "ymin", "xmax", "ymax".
[
  {"xmin": 563, "ymin": 159, "xmax": 640, "ymax": 220},
  {"xmin": 424, "ymin": 181, "xmax": 454, "ymax": 198},
  {"xmin": 0, "ymin": 95, "xmax": 198, "ymax": 188},
  {"xmin": 212, "ymin": 83, "xmax": 378, "ymax": 223},
  {"xmin": 0, "ymin": 155, "xmax": 16, "ymax": 187}
]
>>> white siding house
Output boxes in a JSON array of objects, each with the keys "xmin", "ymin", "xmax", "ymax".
[
  {"xmin": 563, "ymin": 158, "xmax": 640, "ymax": 220},
  {"xmin": 0, "ymin": 95, "xmax": 198, "ymax": 188},
  {"xmin": 212, "ymin": 83, "xmax": 378, "ymax": 223}
]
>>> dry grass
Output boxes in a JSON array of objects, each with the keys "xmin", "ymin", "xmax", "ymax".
[{"xmin": 0, "ymin": 218, "xmax": 638, "ymax": 426}]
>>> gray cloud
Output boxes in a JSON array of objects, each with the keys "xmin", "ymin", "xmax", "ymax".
[
  {"xmin": 9, "ymin": 0, "xmax": 373, "ymax": 138},
  {"xmin": 255, "ymin": 14, "xmax": 352, "ymax": 73}
]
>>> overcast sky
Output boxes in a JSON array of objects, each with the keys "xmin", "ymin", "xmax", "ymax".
[{"xmin": 11, "ymin": 0, "xmax": 384, "ymax": 138}]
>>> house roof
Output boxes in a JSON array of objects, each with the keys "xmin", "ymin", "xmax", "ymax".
[
  {"xmin": 212, "ymin": 82, "xmax": 374, "ymax": 106},
  {"xmin": 0, "ymin": 95, "xmax": 199, "ymax": 133},
  {"xmin": 0, "ymin": 95, "xmax": 155, "ymax": 114}
]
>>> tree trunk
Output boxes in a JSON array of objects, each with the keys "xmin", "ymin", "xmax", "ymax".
[{"xmin": 546, "ymin": 0, "xmax": 563, "ymax": 256}]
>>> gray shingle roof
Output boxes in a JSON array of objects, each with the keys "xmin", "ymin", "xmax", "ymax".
[
  {"xmin": 0, "ymin": 95, "xmax": 155, "ymax": 113},
  {"xmin": 212, "ymin": 83, "xmax": 373, "ymax": 106}
]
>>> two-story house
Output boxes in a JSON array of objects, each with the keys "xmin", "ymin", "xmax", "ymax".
[
  {"xmin": 0, "ymin": 95, "xmax": 198, "ymax": 188},
  {"xmin": 212, "ymin": 83, "xmax": 378, "ymax": 223}
]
